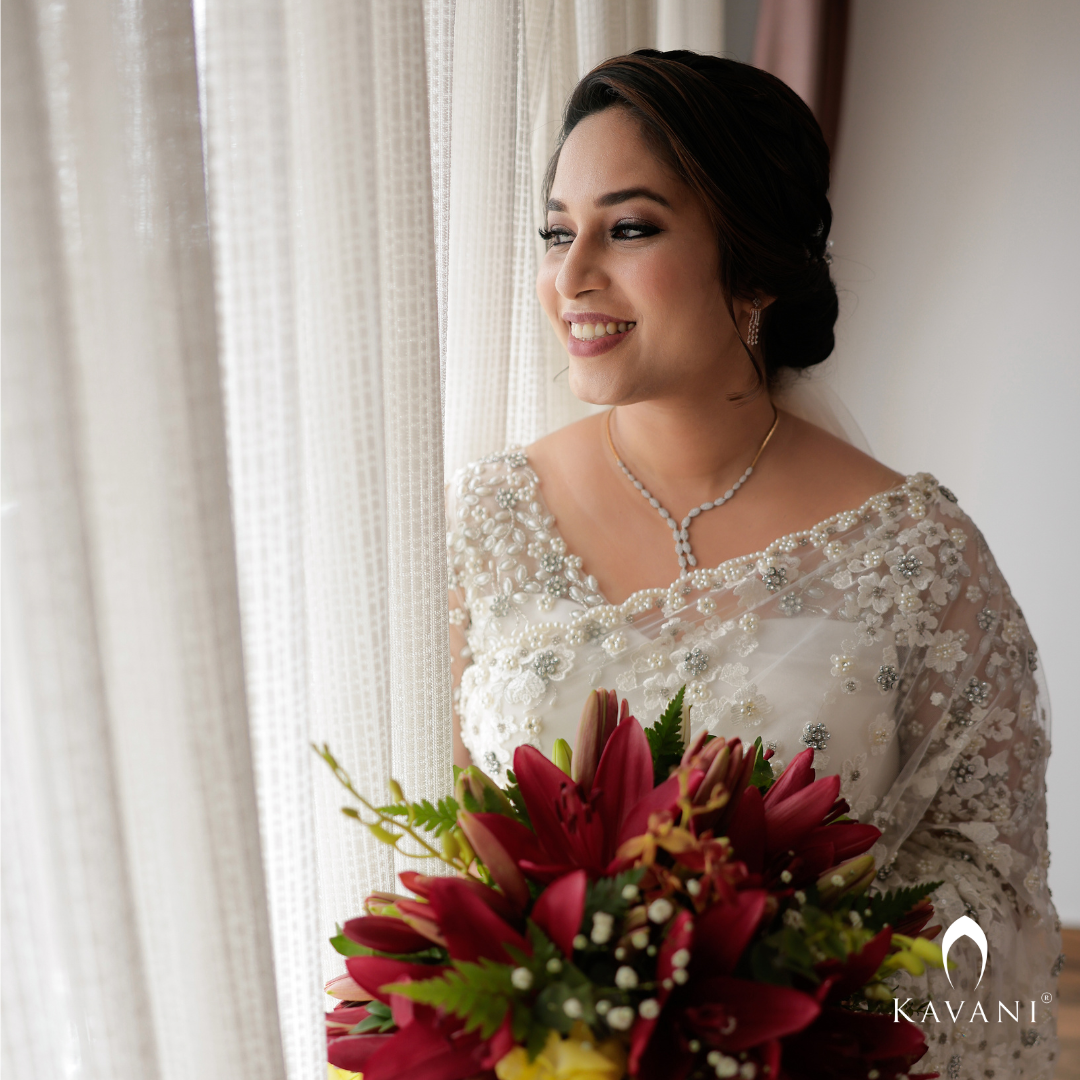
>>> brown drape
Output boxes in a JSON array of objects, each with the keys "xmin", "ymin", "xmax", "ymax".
[{"xmin": 752, "ymin": 0, "xmax": 850, "ymax": 155}]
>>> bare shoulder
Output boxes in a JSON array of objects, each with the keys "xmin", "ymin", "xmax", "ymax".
[
  {"xmin": 525, "ymin": 412, "xmax": 606, "ymax": 476},
  {"xmin": 771, "ymin": 409, "xmax": 905, "ymax": 510}
]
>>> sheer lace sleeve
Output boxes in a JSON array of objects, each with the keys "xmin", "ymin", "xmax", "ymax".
[{"xmin": 865, "ymin": 484, "xmax": 1063, "ymax": 1078}]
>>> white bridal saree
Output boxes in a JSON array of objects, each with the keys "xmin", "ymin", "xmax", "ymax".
[{"xmin": 447, "ymin": 425, "xmax": 1063, "ymax": 1077}]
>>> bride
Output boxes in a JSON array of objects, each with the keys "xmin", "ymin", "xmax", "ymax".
[{"xmin": 446, "ymin": 51, "xmax": 1062, "ymax": 1077}]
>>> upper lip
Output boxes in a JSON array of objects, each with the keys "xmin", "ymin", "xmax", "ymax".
[{"xmin": 562, "ymin": 311, "xmax": 634, "ymax": 324}]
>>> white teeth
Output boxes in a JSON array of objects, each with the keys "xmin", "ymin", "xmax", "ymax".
[{"xmin": 568, "ymin": 319, "xmax": 636, "ymax": 339}]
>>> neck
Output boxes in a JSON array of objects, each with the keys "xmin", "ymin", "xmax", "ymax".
[{"xmin": 607, "ymin": 392, "xmax": 777, "ymax": 506}]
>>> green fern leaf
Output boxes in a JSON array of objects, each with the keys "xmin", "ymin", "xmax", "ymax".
[
  {"xmin": 383, "ymin": 958, "xmax": 515, "ymax": 1038},
  {"xmin": 644, "ymin": 685, "xmax": 686, "ymax": 783},
  {"xmin": 863, "ymin": 881, "xmax": 944, "ymax": 932}
]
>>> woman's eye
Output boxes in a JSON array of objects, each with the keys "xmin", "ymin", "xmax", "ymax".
[
  {"xmin": 612, "ymin": 222, "xmax": 659, "ymax": 240},
  {"xmin": 539, "ymin": 226, "xmax": 574, "ymax": 247}
]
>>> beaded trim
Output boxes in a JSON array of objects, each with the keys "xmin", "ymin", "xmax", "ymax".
[{"xmin": 491, "ymin": 445, "xmax": 940, "ymax": 625}]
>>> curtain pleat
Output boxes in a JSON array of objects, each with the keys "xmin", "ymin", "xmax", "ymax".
[{"xmin": 1, "ymin": 0, "xmax": 285, "ymax": 1076}]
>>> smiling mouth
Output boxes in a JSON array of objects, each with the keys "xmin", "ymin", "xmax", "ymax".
[{"xmin": 568, "ymin": 319, "xmax": 636, "ymax": 340}]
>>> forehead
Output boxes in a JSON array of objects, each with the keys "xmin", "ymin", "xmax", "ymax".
[{"xmin": 550, "ymin": 106, "xmax": 682, "ymax": 205}]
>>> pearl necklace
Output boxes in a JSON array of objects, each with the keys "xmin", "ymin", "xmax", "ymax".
[{"xmin": 604, "ymin": 405, "xmax": 780, "ymax": 576}]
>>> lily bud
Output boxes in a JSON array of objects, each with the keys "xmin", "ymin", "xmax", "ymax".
[
  {"xmin": 572, "ymin": 688, "xmax": 622, "ymax": 793},
  {"xmin": 552, "ymin": 738, "xmax": 573, "ymax": 776},
  {"xmin": 815, "ymin": 853, "xmax": 877, "ymax": 905},
  {"xmin": 363, "ymin": 891, "xmax": 403, "ymax": 916},
  {"xmin": 454, "ymin": 765, "xmax": 515, "ymax": 816},
  {"xmin": 457, "ymin": 810, "xmax": 531, "ymax": 911}
]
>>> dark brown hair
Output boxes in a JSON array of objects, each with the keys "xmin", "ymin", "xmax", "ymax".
[{"xmin": 543, "ymin": 50, "xmax": 838, "ymax": 394}]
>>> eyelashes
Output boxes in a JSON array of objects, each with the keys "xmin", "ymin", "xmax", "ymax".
[{"xmin": 538, "ymin": 221, "xmax": 661, "ymax": 248}]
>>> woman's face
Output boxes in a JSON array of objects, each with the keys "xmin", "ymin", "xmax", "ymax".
[{"xmin": 537, "ymin": 106, "xmax": 754, "ymax": 406}]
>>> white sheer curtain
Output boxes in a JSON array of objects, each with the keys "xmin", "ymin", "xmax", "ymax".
[
  {"xmin": 2, "ymin": 1, "xmax": 731, "ymax": 1077},
  {"xmin": 203, "ymin": 0, "xmax": 451, "ymax": 1075},
  {"xmin": 2, "ymin": 0, "xmax": 283, "ymax": 1076}
]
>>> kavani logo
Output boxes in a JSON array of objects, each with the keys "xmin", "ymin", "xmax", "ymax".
[
  {"xmin": 893, "ymin": 913, "xmax": 1046, "ymax": 1027},
  {"xmin": 940, "ymin": 914, "xmax": 987, "ymax": 990}
]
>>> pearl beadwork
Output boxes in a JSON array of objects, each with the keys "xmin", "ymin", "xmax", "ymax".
[{"xmin": 606, "ymin": 406, "xmax": 780, "ymax": 577}]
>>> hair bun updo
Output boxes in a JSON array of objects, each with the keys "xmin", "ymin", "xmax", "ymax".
[{"xmin": 543, "ymin": 49, "xmax": 839, "ymax": 390}]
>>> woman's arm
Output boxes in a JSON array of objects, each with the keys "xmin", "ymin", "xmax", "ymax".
[{"xmin": 449, "ymin": 585, "xmax": 473, "ymax": 769}]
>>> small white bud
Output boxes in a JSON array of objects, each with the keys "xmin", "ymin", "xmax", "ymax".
[
  {"xmin": 638, "ymin": 998, "xmax": 660, "ymax": 1019},
  {"xmin": 686, "ymin": 878, "xmax": 702, "ymax": 896},
  {"xmin": 510, "ymin": 966, "xmax": 533, "ymax": 991},
  {"xmin": 647, "ymin": 944, "xmax": 658, "ymax": 957},
  {"xmin": 830, "ymin": 874, "xmax": 845, "ymax": 887},
  {"xmin": 563, "ymin": 997, "xmax": 583, "ymax": 1018},
  {"xmin": 688, "ymin": 1039, "xmax": 701, "ymax": 1053},
  {"xmin": 780, "ymin": 870, "xmax": 792, "ymax": 883},
  {"xmin": 662, "ymin": 977, "xmax": 673, "ymax": 990},
  {"xmin": 595, "ymin": 999, "xmax": 611, "ymax": 1015},
  {"xmin": 573, "ymin": 934, "xmax": 588, "ymax": 950},
  {"xmin": 671, "ymin": 948, "xmax": 691, "ymax": 968},
  {"xmin": 648, "ymin": 898, "xmax": 675, "ymax": 924},
  {"xmin": 794, "ymin": 890, "xmax": 807, "ymax": 905},
  {"xmin": 615, "ymin": 965, "xmax": 639, "ymax": 989},
  {"xmin": 631, "ymin": 930, "xmax": 650, "ymax": 950},
  {"xmin": 607, "ymin": 1006, "xmax": 635, "ymax": 1031},
  {"xmin": 673, "ymin": 968, "xmax": 689, "ymax": 984},
  {"xmin": 614, "ymin": 946, "xmax": 627, "ymax": 960},
  {"xmin": 546, "ymin": 958, "xmax": 562, "ymax": 973},
  {"xmin": 621, "ymin": 883, "xmax": 640, "ymax": 901}
]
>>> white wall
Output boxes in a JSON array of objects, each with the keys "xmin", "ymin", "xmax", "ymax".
[{"xmin": 826, "ymin": 1, "xmax": 1080, "ymax": 924}]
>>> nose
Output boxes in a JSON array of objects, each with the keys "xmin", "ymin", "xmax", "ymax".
[{"xmin": 554, "ymin": 233, "xmax": 610, "ymax": 299}]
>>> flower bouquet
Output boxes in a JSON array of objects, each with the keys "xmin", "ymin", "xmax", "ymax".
[{"xmin": 319, "ymin": 687, "xmax": 947, "ymax": 1080}]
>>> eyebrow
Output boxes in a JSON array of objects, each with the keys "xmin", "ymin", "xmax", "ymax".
[{"xmin": 546, "ymin": 187, "xmax": 672, "ymax": 213}]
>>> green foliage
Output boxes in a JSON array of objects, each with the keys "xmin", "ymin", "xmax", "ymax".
[
  {"xmin": 458, "ymin": 782, "xmax": 517, "ymax": 819},
  {"xmin": 350, "ymin": 999, "xmax": 396, "ymax": 1035},
  {"xmin": 503, "ymin": 770, "xmax": 532, "ymax": 830},
  {"xmin": 506, "ymin": 923, "xmax": 596, "ymax": 1055},
  {"xmin": 384, "ymin": 958, "xmax": 515, "ymax": 1039},
  {"xmin": 862, "ymin": 881, "xmax": 944, "ymax": 933},
  {"xmin": 377, "ymin": 796, "xmax": 460, "ymax": 837},
  {"xmin": 581, "ymin": 868, "xmax": 645, "ymax": 932},
  {"xmin": 745, "ymin": 899, "xmax": 886, "ymax": 989},
  {"xmin": 748, "ymin": 737, "xmax": 777, "ymax": 794},
  {"xmin": 644, "ymin": 685, "xmax": 686, "ymax": 783}
]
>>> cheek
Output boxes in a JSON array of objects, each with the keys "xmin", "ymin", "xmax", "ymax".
[{"xmin": 619, "ymin": 243, "xmax": 721, "ymax": 326}]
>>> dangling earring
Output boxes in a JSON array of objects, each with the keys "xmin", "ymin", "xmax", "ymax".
[{"xmin": 747, "ymin": 297, "xmax": 762, "ymax": 347}]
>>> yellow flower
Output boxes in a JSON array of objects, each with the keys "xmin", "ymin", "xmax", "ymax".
[
  {"xmin": 495, "ymin": 1022, "xmax": 626, "ymax": 1080},
  {"xmin": 328, "ymin": 1066, "xmax": 362, "ymax": 1080}
]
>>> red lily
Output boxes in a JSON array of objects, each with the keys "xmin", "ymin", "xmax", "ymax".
[
  {"xmin": 630, "ymin": 890, "xmax": 823, "ymax": 1080},
  {"xmin": 780, "ymin": 1004, "xmax": 938, "ymax": 1079},
  {"xmin": 328, "ymin": 994, "xmax": 513, "ymax": 1080},
  {"xmin": 471, "ymin": 714, "xmax": 702, "ymax": 882},
  {"xmin": 333, "ymin": 876, "xmax": 527, "ymax": 1079},
  {"xmin": 725, "ymin": 748, "xmax": 881, "ymax": 887}
]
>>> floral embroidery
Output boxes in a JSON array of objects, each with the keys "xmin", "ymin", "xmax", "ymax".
[{"xmin": 448, "ymin": 450, "xmax": 1058, "ymax": 1077}]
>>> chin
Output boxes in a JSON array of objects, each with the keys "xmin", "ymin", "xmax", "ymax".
[{"xmin": 567, "ymin": 362, "xmax": 626, "ymax": 406}]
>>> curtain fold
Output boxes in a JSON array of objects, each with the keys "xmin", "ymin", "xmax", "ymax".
[
  {"xmin": 1, "ymin": 0, "xmax": 285, "ymax": 1076},
  {"xmin": 204, "ymin": 0, "xmax": 450, "ymax": 1034}
]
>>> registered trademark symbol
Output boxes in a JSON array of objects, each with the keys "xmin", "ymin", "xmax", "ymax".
[{"xmin": 1042, "ymin": 992, "xmax": 1053, "ymax": 1004}]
